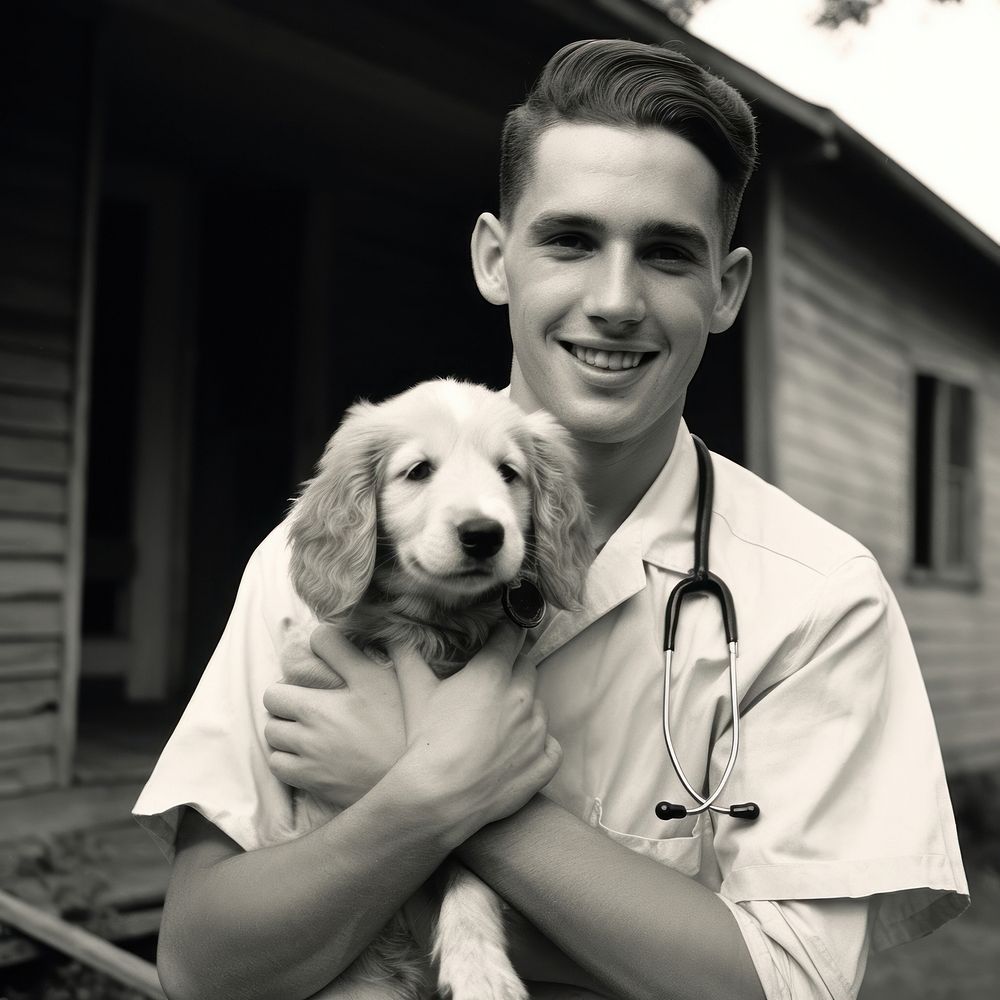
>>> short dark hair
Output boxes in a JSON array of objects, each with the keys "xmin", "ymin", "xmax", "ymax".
[{"xmin": 499, "ymin": 39, "xmax": 758, "ymax": 244}]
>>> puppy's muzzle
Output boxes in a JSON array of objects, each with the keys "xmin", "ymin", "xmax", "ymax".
[{"xmin": 458, "ymin": 518, "xmax": 505, "ymax": 560}]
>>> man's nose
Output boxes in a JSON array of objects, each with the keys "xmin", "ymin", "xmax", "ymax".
[
  {"xmin": 457, "ymin": 518, "xmax": 505, "ymax": 559},
  {"xmin": 583, "ymin": 249, "xmax": 646, "ymax": 327}
]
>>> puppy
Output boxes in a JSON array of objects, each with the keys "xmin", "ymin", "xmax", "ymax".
[{"xmin": 286, "ymin": 379, "xmax": 593, "ymax": 1000}]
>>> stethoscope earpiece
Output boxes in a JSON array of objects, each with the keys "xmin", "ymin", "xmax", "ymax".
[
  {"xmin": 654, "ymin": 801, "xmax": 760, "ymax": 821},
  {"xmin": 655, "ymin": 801, "xmax": 687, "ymax": 820}
]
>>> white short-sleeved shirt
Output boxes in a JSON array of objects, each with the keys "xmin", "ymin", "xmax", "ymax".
[{"xmin": 134, "ymin": 420, "xmax": 968, "ymax": 999}]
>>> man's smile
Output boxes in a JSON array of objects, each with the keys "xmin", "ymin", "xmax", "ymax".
[{"xmin": 557, "ymin": 339, "xmax": 658, "ymax": 372}]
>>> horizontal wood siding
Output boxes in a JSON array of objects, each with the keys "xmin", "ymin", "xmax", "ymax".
[
  {"xmin": 773, "ymin": 168, "xmax": 1000, "ymax": 773},
  {"xmin": 0, "ymin": 11, "xmax": 90, "ymax": 794}
]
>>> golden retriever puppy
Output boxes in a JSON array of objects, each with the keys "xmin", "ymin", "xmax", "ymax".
[{"xmin": 286, "ymin": 379, "xmax": 593, "ymax": 1000}]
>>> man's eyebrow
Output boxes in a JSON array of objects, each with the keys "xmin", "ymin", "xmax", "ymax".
[
  {"xmin": 636, "ymin": 220, "xmax": 712, "ymax": 256},
  {"xmin": 526, "ymin": 213, "xmax": 604, "ymax": 239},
  {"xmin": 527, "ymin": 213, "xmax": 712, "ymax": 256}
]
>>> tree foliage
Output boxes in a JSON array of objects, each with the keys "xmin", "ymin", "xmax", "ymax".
[{"xmin": 648, "ymin": 0, "xmax": 963, "ymax": 30}]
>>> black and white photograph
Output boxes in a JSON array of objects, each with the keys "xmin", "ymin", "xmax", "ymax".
[{"xmin": 1, "ymin": 1, "xmax": 997, "ymax": 997}]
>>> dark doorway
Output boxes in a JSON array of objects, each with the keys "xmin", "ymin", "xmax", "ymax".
[
  {"xmin": 81, "ymin": 199, "xmax": 147, "ymax": 683},
  {"xmin": 183, "ymin": 182, "xmax": 305, "ymax": 689}
]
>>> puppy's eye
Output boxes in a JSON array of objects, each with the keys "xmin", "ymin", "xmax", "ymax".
[
  {"xmin": 498, "ymin": 464, "xmax": 519, "ymax": 484},
  {"xmin": 404, "ymin": 461, "xmax": 433, "ymax": 482}
]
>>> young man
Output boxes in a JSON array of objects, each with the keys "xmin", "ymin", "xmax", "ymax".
[{"xmin": 135, "ymin": 40, "xmax": 968, "ymax": 1000}]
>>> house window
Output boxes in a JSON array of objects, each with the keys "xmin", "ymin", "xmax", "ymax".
[{"xmin": 912, "ymin": 373, "xmax": 977, "ymax": 584}]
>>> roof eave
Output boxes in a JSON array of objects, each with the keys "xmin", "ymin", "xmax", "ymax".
[{"xmin": 585, "ymin": 0, "xmax": 1000, "ymax": 270}]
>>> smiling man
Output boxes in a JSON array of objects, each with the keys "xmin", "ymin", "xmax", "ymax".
[
  {"xmin": 473, "ymin": 114, "xmax": 750, "ymax": 547},
  {"xmin": 136, "ymin": 39, "xmax": 967, "ymax": 1000}
]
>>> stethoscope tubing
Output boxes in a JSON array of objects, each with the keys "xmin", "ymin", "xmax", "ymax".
[
  {"xmin": 658, "ymin": 435, "xmax": 759, "ymax": 822},
  {"xmin": 661, "ymin": 644, "xmax": 741, "ymax": 815}
]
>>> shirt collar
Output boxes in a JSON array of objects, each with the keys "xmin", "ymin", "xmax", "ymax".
[
  {"xmin": 523, "ymin": 419, "xmax": 699, "ymax": 665},
  {"xmin": 631, "ymin": 417, "xmax": 700, "ymax": 575}
]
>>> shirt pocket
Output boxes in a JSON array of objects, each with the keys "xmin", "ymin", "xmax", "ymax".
[{"xmin": 588, "ymin": 797, "xmax": 705, "ymax": 877}]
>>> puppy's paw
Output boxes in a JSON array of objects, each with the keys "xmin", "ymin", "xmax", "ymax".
[
  {"xmin": 279, "ymin": 617, "xmax": 346, "ymax": 688},
  {"xmin": 279, "ymin": 617, "xmax": 312, "ymax": 661},
  {"xmin": 436, "ymin": 866, "xmax": 528, "ymax": 1000},
  {"xmin": 437, "ymin": 952, "xmax": 528, "ymax": 1000}
]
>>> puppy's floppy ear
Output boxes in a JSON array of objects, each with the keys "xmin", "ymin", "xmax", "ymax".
[
  {"xmin": 519, "ymin": 411, "xmax": 594, "ymax": 611},
  {"xmin": 289, "ymin": 401, "xmax": 385, "ymax": 622}
]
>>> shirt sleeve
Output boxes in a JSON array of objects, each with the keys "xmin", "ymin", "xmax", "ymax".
[
  {"xmin": 711, "ymin": 554, "xmax": 969, "ymax": 952},
  {"xmin": 132, "ymin": 522, "xmax": 320, "ymax": 858},
  {"xmin": 721, "ymin": 896, "xmax": 873, "ymax": 1000}
]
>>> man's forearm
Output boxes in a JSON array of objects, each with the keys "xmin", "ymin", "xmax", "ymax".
[
  {"xmin": 159, "ymin": 762, "xmax": 455, "ymax": 1000},
  {"xmin": 457, "ymin": 796, "xmax": 766, "ymax": 1000},
  {"xmin": 507, "ymin": 915, "xmax": 614, "ymax": 995}
]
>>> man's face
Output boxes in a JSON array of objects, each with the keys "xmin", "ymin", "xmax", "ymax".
[{"xmin": 482, "ymin": 123, "xmax": 749, "ymax": 446}]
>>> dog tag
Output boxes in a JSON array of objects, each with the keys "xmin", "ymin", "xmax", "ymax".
[{"xmin": 502, "ymin": 579, "xmax": 547, "ymax": 629}]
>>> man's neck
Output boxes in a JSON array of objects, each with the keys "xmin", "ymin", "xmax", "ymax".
[
  {"xmin": 572, "ymin": 413, "xmax": 681, "ymax": 548},
  {"xmin": 509, "ymin": 375, "xmax": 683, "ymax": 549}
]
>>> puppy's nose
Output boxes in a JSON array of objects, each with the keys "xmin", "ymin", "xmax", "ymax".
[{"xmin": 458, "ymin": 518, "xmax": 505, "ymax": 560}]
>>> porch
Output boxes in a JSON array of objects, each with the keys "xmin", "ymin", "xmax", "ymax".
[{"xmin": 0, "ymin": 686, "xmax": 171, "ymax": 973}]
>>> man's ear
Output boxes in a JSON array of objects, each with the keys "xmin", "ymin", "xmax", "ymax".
[
  {"xmin": 709, "ymin": 247, "xmax": 753, "ymax": 334},
  {"xmin": 471, "ymin": 212, "xmax": 509, "ymax": 305}
]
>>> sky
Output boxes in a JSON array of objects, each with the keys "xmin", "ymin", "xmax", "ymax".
[{"xmin": 685, "ymin": 0, "xmax": 1000, "ymax": 245}]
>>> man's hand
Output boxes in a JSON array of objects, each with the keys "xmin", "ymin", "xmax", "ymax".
[
  {"xmin": 264, "ymin": 619, "xmax": 561, "ymax": 848},
  {"xmin": 264, "ymin": 625, "xmax": 406, "ymax": 808},
  {"xmin": 390, "ymin": 622, "xmax": 562, "ymax": 847}
]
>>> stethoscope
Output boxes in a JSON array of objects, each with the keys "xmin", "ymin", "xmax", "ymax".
[
  {"xmin": 654, "ymin": 435, "xmax": 760, "ymax": 823},
  {"xmin": 501, "ymin": 432, "xmax": 760, "ymax": 821}
]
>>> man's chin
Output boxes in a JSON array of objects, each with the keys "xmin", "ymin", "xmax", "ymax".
[
  {"xmin": 553, "ymin": 399, "xmax": 684, "ymax": 451},
  {"xmin": 547, "ymin": 404, "xmax": 645, "ymax": 446},
  {"xmin": 516, "ymin": 371, "xmax": 679, "ymax": 446}
]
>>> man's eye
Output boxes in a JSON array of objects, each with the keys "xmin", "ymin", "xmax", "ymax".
[
  {"xmin": 498, "ymin": 464, "xmax": 519, "ymax": 483},
  {"xmin": 548, "ymin": 233, "xmax": 591, "ymax": 252},
  {"xmin": 647, "ymin": 244, "xmax": 689, "ymax": 264},
  {"xmin": 404, "ymin": 461, "xmax": 433, "ymax": 482}
]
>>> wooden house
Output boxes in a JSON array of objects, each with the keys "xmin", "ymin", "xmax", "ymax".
[{"xmin": 2, "ymin": 0, "xmax": 998, "ymax": 825}]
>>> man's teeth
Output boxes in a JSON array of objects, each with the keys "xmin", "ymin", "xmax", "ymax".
[{"xmin": 570, "ymin": 345, "xmax": 645, "ymax": 370}]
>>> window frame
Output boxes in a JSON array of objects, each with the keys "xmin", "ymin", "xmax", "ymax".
[{"xmin": 907, "ymin": 367, "xmax": 981, "ymax": 591}]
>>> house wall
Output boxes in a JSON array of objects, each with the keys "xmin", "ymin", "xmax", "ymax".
[
  {"xmin": 771, "ymin": 162, "xmax": 1000, "ymax": 772},
  {"xmin": 0, "ymin": 12, "xmax": 93, "ymax": 794}
]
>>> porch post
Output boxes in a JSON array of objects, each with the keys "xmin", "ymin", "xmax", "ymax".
[{"xmin": 60, "ymin": 26, "xmax": 106, "ymax": 785}]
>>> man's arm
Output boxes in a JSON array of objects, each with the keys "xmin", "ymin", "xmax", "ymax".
[
  {"xmin": 459, "ymin": 797, "xmax": 766, "ymax": 1000},
  {"xmin": 265, "ymin": 630, "xmax": 763, "ymax": 1000},
  {"xmin": 264, "ymin": 627, "xmax": 612, "ymax": 996},
  {"xmin": 159, "ymin": 766, "xmax": 453, "ymax": 1000},
  {"xmin": 157, "ymin": 625, "xmax": 559, "ymax": 1000}
]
